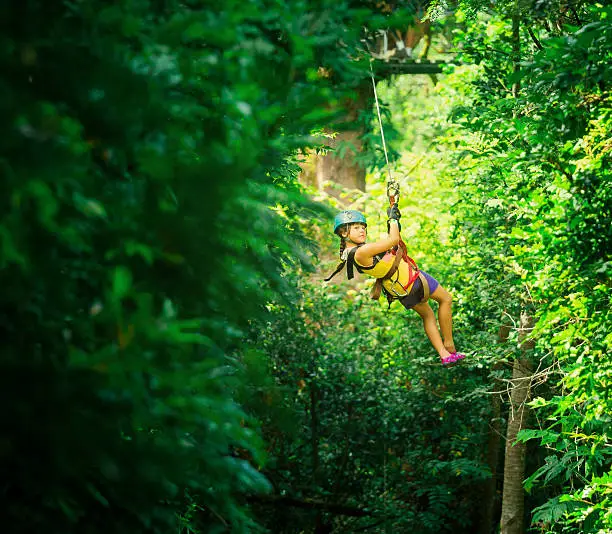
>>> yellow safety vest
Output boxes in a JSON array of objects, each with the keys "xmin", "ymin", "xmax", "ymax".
[{"xmin": 353, "ymin": 247, "xmax": 418, "ymax": 298}]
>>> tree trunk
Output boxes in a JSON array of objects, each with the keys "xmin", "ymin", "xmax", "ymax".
[
  {"xmin": 478, "ymin": 320, "xmax": 509, "ymax": 534},
  {"xmin": 478, "ymin": 323, "xmax": 510, "ymax": 534},
  {"xmin": 317, "ymin": 82, "xmax": 370, "ymax": 200},
  {"xmin": 481, "ymin": 391, "xmax": 502, "ymax": 533},
  {"xmin": 317, "ymin": 129, "xmax": 366, "ymax": 194},
  {"xmin": 298, "ymin": 126, "xmax": 366, "ymax": 201},
  {"xmin": 500, "ymin": 313, "xmax": 534, "ymax": 534},
  {"xmin": 299, "ymin": 83, "xmax": 370, "ymax": 203}
]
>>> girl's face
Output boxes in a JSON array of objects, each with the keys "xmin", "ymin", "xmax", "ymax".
[{"xmin": 344, "ymin": 222, "xmax": 367, "ymax": 244}]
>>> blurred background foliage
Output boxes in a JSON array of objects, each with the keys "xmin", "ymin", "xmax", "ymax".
[
  {"xmin": 1, "ymin": 0, "xmax": 610, "ymax": 533},
  {"xmin": 0, "ymin": 1, "xmax": 383, "ymax": 532}
]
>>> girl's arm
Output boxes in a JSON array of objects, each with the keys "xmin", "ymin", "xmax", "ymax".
[{"xmin": 355, "ymin": 220, "xmax": 400, "ymax": 266}]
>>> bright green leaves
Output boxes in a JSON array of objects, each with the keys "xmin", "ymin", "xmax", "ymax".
[
  {"xmin": 428, "ymin": 3, "xmax": 612, "ymax": 533},
  {"xmin": 531, "ymin": 496, "xmax": 585, "ymax": 528},
  {"xmin": 516, "ymin": 429, "xmax": 561, "ymax": 448}
]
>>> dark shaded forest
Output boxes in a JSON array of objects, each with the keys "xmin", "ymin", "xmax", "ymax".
[{"xmin": 0, "ymin": 1, "xmax": 610, "ymax": 533}]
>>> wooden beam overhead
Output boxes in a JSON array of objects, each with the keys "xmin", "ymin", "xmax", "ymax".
[{"xmin": 373, "ymin": 59, "xmax": 453, "ymax": 75}]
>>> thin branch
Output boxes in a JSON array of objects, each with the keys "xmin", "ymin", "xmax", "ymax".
[
  {"xmin": 570, "ymin": 7, "xmax": 583, "ymax": 26},
  {"xmin": 502, "ymin": 311, "xmax": 518, "ymax": 328},
  {"xmin": 526, "ymin": 26, "xmax": 544, "ymax": 51},
  {"xmin": 546, "ymin": 157, "xmax": 574, "ymax": 181},
  {"xmin": 460, "ymin": 45, "xmax": 512, "ymax": 58}
]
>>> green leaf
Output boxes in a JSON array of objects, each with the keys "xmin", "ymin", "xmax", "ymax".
[
  {"xmin": 531, "ymin": 496, "xmax": 583, "ymax": 525},
  {"xmin": 112, "ymin": 266, "xmax": 132, "ymax": 300}
]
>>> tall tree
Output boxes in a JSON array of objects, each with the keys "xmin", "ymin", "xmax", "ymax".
[
  {"xmin": 300, "ymin": 0, "xmax": 437, "ymax": 200},
  {"xmin": 309, "ymin": 83, "xmax": 371, "ymax": 196},
  {"xmin": 501, "ymin": 314, "xmax": 535, "ymax": 534},
  {"xmin": 499, "ymin": 7, "xmax": 535, "ymax": 533},
  {"xmin": 431, "ymin": 0, "xmax": 611, "ymax": 532}
]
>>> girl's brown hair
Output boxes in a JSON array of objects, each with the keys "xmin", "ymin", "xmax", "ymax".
[
  {"xmin": 335, "ymin": 223, "xmax": 350, "ymax": 259},
  {"xmin": 338, "ymin": 236, "xmax": 346, "ymax": 259}
]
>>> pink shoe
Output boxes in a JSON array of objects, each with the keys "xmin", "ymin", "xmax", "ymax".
[{"xmin": 441, "ymin": 352, "xmax": 466, "ymax": 365}]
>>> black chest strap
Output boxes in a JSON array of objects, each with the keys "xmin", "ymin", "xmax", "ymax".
[
  {"xmin": 324, "ymin": 261, "xmax": 346, "ymax": 282},
  {"xmin": 346, "ymin": 247, "xmax": 359, "ymax": 280},
  {"xmin": 323, "ymin": 245, "xmax": 363, "ymax": 282}
]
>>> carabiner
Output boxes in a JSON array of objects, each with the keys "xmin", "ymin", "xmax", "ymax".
[{"xmin": 387, "ymin": 180, "xmax": 400, "ymax": 206}]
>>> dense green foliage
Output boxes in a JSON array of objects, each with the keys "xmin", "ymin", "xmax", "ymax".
[
  {"xmin": 246, "ymin": 1, "xmax": 611, "ymax": 532},
  {"xmin": 248, "ymin": 191, "xmax": 493, "ymax": 532},
  {"xmin": 248, "ymin": 75, "xmax": 500, "ymax": 532},
  {"xmin": 441, "ymin": 3, "xmax": 612, "ymax": 531},
  {"xmin": 0, "ymin": 1, "xmax": 385, "ymax": 532},
  {"xmin": 2, "ymin": 0, "xmax": 610, "ymax": 533}
]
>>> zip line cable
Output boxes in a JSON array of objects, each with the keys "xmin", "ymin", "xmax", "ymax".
[
  {"xmin": 369, "ymin": 60, "xmax": 412, "ymax": 267},
  {"xmin": 369, "ymin": 61, "xmax": 393, "ymax": 184}
]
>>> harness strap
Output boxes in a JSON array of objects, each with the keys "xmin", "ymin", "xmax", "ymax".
[
  {"xmin": 346, "ymin": 247, "xmax": 359, "ymax": 280},
  {"xmin": 324, "ymin": 245, "xmax": 362, "ymax": 282},
  {"xmin": 370, "ymin": 245, "xmax": 404, "ymax": 300},
  {"xmin": 326, "ymin": 244, "xmax": 426, "ymax": 307},
  {"xmin": 418, "ymin": 272, "xmax": 430, "ymax": 303},
  {"xmin": 398, "ymin": 241, "xmax": 420, "ymax": 287},
  {"xmin": 324, "ymin": 261, "xmax": 346, "ymax": 282}
]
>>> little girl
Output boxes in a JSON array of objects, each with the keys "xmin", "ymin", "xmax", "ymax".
[{"xmin": 327, "ymin": 208, "xmax": 465, "ymax": 365}]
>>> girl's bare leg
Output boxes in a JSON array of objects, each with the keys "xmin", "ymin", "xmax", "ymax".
[
  {"xmin": 430, "ymin": 286, "xmax": 455, "ymax": 353},
  {"xmin": 412, "ymin": 301, "xmax": 452, "ymax": 359}
]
